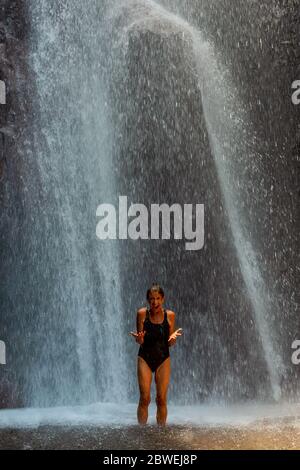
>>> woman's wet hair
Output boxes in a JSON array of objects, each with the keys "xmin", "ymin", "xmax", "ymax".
[{"xmin": 146, "ymin": 283, "xmax": 165, "ymax": 301}]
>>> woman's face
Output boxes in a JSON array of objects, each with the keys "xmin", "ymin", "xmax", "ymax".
[{"xmin": 148, "ymin": 291, "xmax": 164, "ymax": 311}]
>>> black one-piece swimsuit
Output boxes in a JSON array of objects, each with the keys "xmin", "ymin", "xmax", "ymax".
[{"xmin": 138, "ymin": 308, "xmax": 170, "ymax": 372}]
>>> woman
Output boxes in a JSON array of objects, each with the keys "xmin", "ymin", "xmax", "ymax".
[{"xmin": 130, "ymin": 284, "xmax": 182, "ymax": 425}]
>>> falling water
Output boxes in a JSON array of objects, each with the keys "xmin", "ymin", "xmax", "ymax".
[
  {"xmin": 26, "ymin": 0, "xmax": 129, "ymax": 405},
  {"xmin": 0, "ymin": 0, "xmax": 298, "ymax": 416},
  {"xmin": 105, "ymin": 0, "xmax": 283, "ymax": 399},
  {"xmin": 191, "ymin": 37, "xmax": 284, "ymax": 400}
]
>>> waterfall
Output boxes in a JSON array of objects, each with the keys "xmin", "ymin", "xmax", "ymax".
[
  {"xmin": 191, "ymin": 37, "xmax": 284, "ymax": 400},
  {"xmin": 104, "ymin": 0, "xmax": 284, "ymax": 400},
  {"xmin": 1, "ymin": 0, "xmax": 296, "ymax": 411}
]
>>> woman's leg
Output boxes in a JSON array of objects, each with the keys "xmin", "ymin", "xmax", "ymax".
[
  {"xmin": 155, "ymin": 357, "xmax": 171, "ymax": 425},
  {"xmin": 137, "ymin": 356, "xmax": 152, "ymax": 425}
]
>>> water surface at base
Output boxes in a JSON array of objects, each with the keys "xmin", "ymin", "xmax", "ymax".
[
  {"xmin": 0, "ymin": 422, "xmax": 300, "ymax": 450},
  {"xmin": 1, "ymin": 403, "xmax": 300, "ymax": 449},
  {"xmin": 0, "ymin": 402, "xmax": 299, "ymax": 429}
]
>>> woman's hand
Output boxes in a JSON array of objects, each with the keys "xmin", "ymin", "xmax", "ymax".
[
  {"xmin": 130, "ymin": 331, "xmax": 146, "ymax": 345},
  {"xmin": 168, "ymin": 328, "xmax": 183, "ymax": 347}
]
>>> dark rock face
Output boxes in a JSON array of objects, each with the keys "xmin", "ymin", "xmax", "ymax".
[
  {"xmin": 0, "ymin": 0, "xmax": 32, "ymax": 408},
  {"xmin": 159, "ymin": 0, "xmax": 299, "ymax": 396}
]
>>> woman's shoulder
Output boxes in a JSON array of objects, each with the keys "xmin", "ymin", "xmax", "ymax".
[
  {"xmin": 166, "ymin": 309, "xmax": 175, "ymax": 319},
  {"xmin": 137, "ymin": 307, "xmax": 148, "ymax": 317}
]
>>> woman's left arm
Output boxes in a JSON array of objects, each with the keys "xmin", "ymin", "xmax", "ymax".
[
  {"xmin": 168, "ymin": 310, "xmax": 182, "ymax": 347},
  {"xmin": 167, "ymin": 310, "xmax": 176, "ymax": 346}
]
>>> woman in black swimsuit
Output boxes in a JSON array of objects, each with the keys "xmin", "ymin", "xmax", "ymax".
[{"xmin": 130, "ymin": 284, "xmax": 182, "ymax": 425}]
